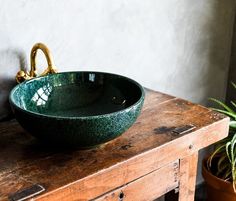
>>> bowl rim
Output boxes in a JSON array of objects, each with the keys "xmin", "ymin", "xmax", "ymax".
[{"xmin": 9, "ymin": 71, "xmax": 145, "ymax": 120}]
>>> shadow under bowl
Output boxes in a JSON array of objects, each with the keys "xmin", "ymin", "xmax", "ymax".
[{"xmin": 9, "ymin": 71, "xmax": 145, "ymax": 148}]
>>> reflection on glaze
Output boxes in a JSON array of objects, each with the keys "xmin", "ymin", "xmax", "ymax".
[
  {"xmin": 89, "ymin": 73, "xmax": 95, "ymax": 82},
  {"xmin": 31, "ymin": 83, "xmax": 53, "ymax": 106},
  {"xmin": 12, "ymin": 72, "xmax": 143, "ymax": 117}
]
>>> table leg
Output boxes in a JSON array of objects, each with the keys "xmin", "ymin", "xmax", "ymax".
[{"xmin": 178, "ymin": 152, "xmax": 198, "ymax": 201}]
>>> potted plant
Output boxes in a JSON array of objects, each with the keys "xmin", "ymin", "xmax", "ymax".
[{"xmin": 202, "ymin": 83, "xmax": 236, "ymax": 201}]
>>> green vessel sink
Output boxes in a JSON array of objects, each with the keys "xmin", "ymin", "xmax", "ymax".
[{"xmin": 9, "ymin": 71, "xmax": 145, "ymax": 148}]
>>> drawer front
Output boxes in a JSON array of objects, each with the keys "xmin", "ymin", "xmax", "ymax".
[{"xmin": 93, "ymin": 160, "xmax": 179, "ymax": 201}]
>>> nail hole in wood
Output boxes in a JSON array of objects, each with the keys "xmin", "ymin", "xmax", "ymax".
[
  {"xmin": 189, "ymin": 144, "xmax": 193, "ymax": 149},
  {"xmin": 119, "ymin": 191, "xmax": 124, "ymax": 201}
]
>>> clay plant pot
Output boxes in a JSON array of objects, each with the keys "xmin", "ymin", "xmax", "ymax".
[{"xmin": 202, "ymin": 159, "xmax": 236, "ymax": 201}]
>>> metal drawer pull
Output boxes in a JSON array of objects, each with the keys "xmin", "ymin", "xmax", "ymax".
[
  {"xmin": 9, "ymin": 184, "xmax": 45, "ymax": 201},
  {"xmin": 172, "ymin": 124, "xmax": 196, "ymax": 135}
]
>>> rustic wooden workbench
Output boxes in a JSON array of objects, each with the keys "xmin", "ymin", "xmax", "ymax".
[{"xmin": 0, "ymin": 89, "xmax": 229, "ymax": 201}]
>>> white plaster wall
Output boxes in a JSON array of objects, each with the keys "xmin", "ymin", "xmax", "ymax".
[
  {"xmin": 0, "ymin": 0, "xmax": 235, "ymax": 188},
  {"xmin": 0, "ymin": 0, "xmax": 235, "ymax": 119}
]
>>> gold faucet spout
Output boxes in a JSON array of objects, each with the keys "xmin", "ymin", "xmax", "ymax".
[{"xmin": 16, "ymin": 43, "xmax": 57, "ymax": 83}]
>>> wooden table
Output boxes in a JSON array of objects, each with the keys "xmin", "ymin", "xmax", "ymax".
[{"xmin": 0, "ymin": 89, "xmax": 229, "ymax": 201}]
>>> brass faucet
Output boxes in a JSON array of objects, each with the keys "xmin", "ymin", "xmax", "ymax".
[{"xmin": 16, "ymin": 43, "xmax": 57, "ymax": 83}]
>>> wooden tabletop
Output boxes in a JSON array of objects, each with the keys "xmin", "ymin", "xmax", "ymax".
[{"xmin": 0, "ymin": 89, "xmax": 229, "ymax": 201}]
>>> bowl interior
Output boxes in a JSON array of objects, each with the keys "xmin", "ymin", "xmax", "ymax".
[{"xmin": 10, "ymin": 72, "xmax": 143, "ymax": 117}]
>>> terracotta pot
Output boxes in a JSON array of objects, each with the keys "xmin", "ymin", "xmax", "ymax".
[{"xmin": 202, "ymin": 159, "xmax": 236, "ymax": 201}]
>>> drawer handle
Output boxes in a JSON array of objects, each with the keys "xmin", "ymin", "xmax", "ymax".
[
  {"xmin": 8, "ymin": 184, "xmax": 45, "ymax": 201},
  {"xmin": 172, "ymin": 124, "xmax": 196, "ymax": 135}
]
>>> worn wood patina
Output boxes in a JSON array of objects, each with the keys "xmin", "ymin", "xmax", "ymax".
[{"xmin": 0, "ymin": 89, "xmax": 229, "ymax": 201}]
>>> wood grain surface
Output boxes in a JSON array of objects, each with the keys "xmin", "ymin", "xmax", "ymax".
[
  {"xmin": 178, "ymin": 153, "xmax": 198, "ymax": 201},
  {"xmin": 0, "ymin": 89, "xmax": 229, "ymax": 201},
  {"xmin": 94, "ymin": 160, "xmax": 179, "ymax": 201}
]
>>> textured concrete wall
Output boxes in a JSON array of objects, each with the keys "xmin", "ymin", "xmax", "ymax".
[
  {"xmin": 227, "ymin": 14, "xmax": 236, "ymax": 103},
  {"xmin": 0, "ymin": 0, "xmax": 235, "ymax": 187},
  {"xmin": 0, "ymin": 0, "xmax": 235, "ymax": 119}
]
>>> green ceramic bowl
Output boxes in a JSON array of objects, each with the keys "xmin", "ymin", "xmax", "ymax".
[{"xmin": 9, "ymin": 71, "xmax": 144, "ymax": 148}]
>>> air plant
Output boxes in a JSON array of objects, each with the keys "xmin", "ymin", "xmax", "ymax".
[{"xmin": 207, "ymin": 82, "xmax": 236, "ymax": 191}]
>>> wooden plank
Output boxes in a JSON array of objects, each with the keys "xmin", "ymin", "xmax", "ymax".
[
  {"xmin": 0, "ymin": 174, "xmax": 33, "ymax": 201},
  {"xmin": 179, "ymin": 153, "xmax": 199, "ymax": 201},
  {"xmin": 93, "ymin": 160, "xmax": 179, "ymax": 201},
  {"xmin": 0, "ymin": 90, "xmax": 229, "ymax": 200},
  {"xmin": 32, "ymin": 116, "xmax": 228, "ymax": 201}
]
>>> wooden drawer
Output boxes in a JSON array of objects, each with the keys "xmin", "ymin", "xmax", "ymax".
[{"xmin": 93, "ymin": 160, "xmax": 179, "ymax": 201}]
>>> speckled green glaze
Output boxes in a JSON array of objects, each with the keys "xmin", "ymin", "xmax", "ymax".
[{"xmin": 9, "ymin": 71, "xmax": 145, "ymax": 148}]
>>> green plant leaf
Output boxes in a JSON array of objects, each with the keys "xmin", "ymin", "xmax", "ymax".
[
  {"xmin": 207, "ymin": 144, "xmax": 226, "ymax": 170},
  {"xmin": 224, "ymin": 133, "xmax": 236, "ymax": 192},
  {"xmin": 230, "ymin": 121, "xmax": 236, "ymax": 129},
  {"xmin": 231, "ymin": 82, "xmax": 236, "ymax": 89},
  {"xmin": 231, "ymin": 101, "xmax": 236, "ymax": 110},
  {"xmin": 223, "ymin": 169, "xmax": 232, "ymax": 180},
  {"xmin": 209, "ymin": 98, "xmax": 235, "ymax": 114}
]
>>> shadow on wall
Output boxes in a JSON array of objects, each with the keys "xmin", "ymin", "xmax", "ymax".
[
  {"xmin": 171, "ymin": 0, "xmax": 235, "ymax": 186},
  {"xmin": 227, "ymin": 8, "xmax": 236, "ymax": 103},
  {"xmin": 204, "ymin": 0, "xmax": 234, "ymax": 106},
  {"xmin": 0, "ymin": 49, "xmax": 27, "ymax": 121}
]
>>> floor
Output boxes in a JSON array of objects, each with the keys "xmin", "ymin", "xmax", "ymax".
[
  {"xmin": 155, "ymin": 183, "xmax": 206, "ymax": 201},
  {"xmin": 195, "ymin": 183, "xmax": 207, "ymax": 201}
]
